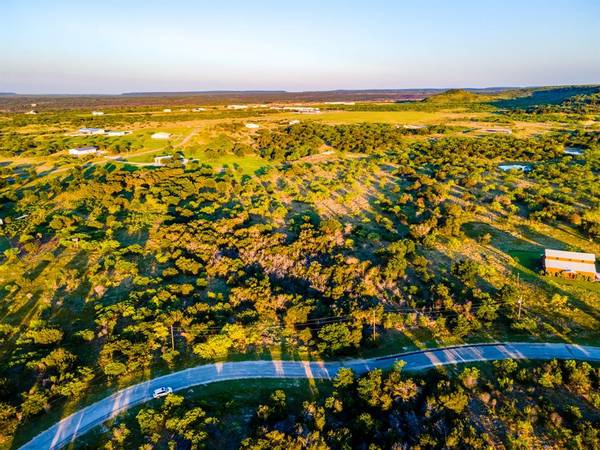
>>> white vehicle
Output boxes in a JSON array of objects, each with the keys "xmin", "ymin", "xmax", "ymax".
[{"xmin": 153, "ymin": 387, "xmax": 173, "ymax": 398}]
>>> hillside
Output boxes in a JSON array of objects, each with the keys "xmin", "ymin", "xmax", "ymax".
[
  {"xmin": 423, "ymin": 88, "xmax": 492, "ymax": 104},
  {"xmin": 492, "ymin": 85, "xmax": 600, "ymax": 109}
]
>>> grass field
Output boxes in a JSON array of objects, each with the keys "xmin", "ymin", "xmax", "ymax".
[
  {"xmin": 187, "ymin": 151, "xmax": 270, "ymax": 174},
  {"xmin": 298, "ymin": 110, "xmax": 485, "ymax": 125}
]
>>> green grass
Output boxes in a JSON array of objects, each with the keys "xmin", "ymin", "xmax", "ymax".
[
  {"xmin": 507, "ymin": 250, "xmax": 542, "ymax": 272},
  {"xmin": 185, "ymin": 150, "xmax": 271, "ymax": 175},
  {"xmin": 297, "ymin": 110, "xmax": 476, "ymax": 124},
  {"xmin": 122, "ymin": 150, "xmax": 167, "ymax": 163}
]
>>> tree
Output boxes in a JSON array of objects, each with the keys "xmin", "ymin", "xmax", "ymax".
[
  {"xmin": 0, "ymin": 403, "xmax": 18, "ymax": 445},
  {"xmin": 21, "ymin": 389, "xmax": 49, "ymax": 417},
  {"xmin": 193, "ymin": 334, "xmax": 233, "ymax": 359},
  {"xmin": 136, "ymin": 408, "xmax": 164, "ymax": 442},
  {"xmin": 317, "ymin": 323, "xmax": 360, "ymax": 355},
  {"xmin": 104, "ymin": 362, "xmax": 127, "ymax": 377},
  {"xmin": 565, "ymin": 360, "xmax": 592, "ymax": 394},
  {"xmin": 27, "ymin": 327, "xmax": 63, "ymax": 344},
  {"xmin": 357, "ymin": 369, "xmax": 393, "ymax": 410},
  {"xmin": 459, "ymin": 367, "xmax": 480, "ymax": 390},
  {"xmin": 165, "ymin": 407, "xmax": 217, "ymax": 448},
  {"xmin": 106, "ymin": 423, "xmax": 130, "ymax": 449},
  {"xmin": 451, "ymin": 260, "xmax": 480, "ymax": 289},
  {"xmin": 333, "ymin": 368, "xmax": 355, "ymax": 389},
  {"xmin": 439, "ymin": 389, "xmax": 469, "ymax": 414}
]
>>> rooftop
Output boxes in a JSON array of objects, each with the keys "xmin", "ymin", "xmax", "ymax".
[{"xmin": 544, "ymin": 249, "xmax": 595, "ymax": 262}]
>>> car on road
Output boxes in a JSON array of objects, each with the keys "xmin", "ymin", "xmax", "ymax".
[{"xmin": 153, "ymin": 387, "xmax": 173, "ymax": 398}]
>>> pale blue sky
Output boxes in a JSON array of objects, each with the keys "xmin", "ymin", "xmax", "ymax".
[{"xmin": 2, "ymin": 0, "xmax": 599, "ymax": 94}]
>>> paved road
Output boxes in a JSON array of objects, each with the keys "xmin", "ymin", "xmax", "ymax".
[{"xmin": 20, "ymin": 342, "xmax": 600, "ymax": 449}]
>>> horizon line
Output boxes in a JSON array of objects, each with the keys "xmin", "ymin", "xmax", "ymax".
[{"xmin": 2, "ymin": 83, "xmax": 600, "ymax": 97}]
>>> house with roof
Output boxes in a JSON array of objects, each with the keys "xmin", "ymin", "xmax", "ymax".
[
  {"xmin": 69, "ymin": 146, "xmax": 98, "ymax": 156},
  {"xmin": 151, "ymin": 132, "xmax": 171, "ymax": 140},
  {"xmin": 78, "ymin": 127, "xmax": 105, "ymax": 135},
  {"xmin": 106, "ymin": 130, "xmax": 131, "ymax": 136},
  {"xmin": 282, "ymin": 106, "xmax": 321, "ymax": 114},
  {"xmin": 543, "ymin": 249, "xmax": 597, "ymax": 281}
]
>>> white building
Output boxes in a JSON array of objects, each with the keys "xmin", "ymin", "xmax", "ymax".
[
  {"xmin": 227, "ymin": 104, "xmax": 248, "ymax": 110},
  {"xmin": 25, "ymin": 110, "xmax": 37, "ymax": 115},
  {"xmin": 289, "ymin": 120, "xmax": 300, "ymax": 125},
  {"xmin": 78, "ymin": 127, "xmax": 105, "ymax": 135},
  {"xmin": 163, "ymin": 109, "xmax": 172, "ymax": 113},
  {"xmin": 543, "ymin": 249, "xmax": 597, "ymax": 281},
  {"xmin": 282, "ymin": 106, "xmax": 320, "ymax": 114},
  {"xmin": 69, "ymin": 146, "xmax": 98, "ymax": 156},
  {"xmin": 245, "ymin": 123, "xmax": 260, "ymax": 129},
  {"xmin": 91, "ymin": 111, "xmax": 104, "ymax": 116},
  {"xmin": 152, "ymin": 132, "xmax": 172, "ymax": 140},
  {"xmin": 106, "ymin": 130, "xmax": 131, "ymax": 136}
]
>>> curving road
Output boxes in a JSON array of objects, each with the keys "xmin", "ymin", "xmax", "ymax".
[{"xmin": 20, "ymin": 342, "xmax": 600, "ymax": 449}]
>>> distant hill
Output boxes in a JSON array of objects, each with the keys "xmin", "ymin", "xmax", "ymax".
[
  {"xmin": 423, "ymin": 89, "xmax": 492, "ymax": 104},
  {"xmin": 121, "ymin": 90, "xmax": 288, "ymax": 97},
  {"xmin": 0, "ymin": 89, "xmax": 448, "ymax": 111},
  {"xmin": 422, "ymin": 85, "xmax": 600, "ymax": 109},
  {"xmin": 0, "ymin": 93, "xmax": 17, "ymax": 96},
  {"xmin": 491, "ymin": 85, "xmax": 600, "ymax": 109},
  {"xmin": 120, "ymin": 89, "xmax": 446, "ymax": 103},
  {"xmin": 2, "ymin": 85, "xmax": 598, "ymax": 111}
]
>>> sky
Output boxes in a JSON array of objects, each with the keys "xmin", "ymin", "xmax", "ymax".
[{"xmin": 1, "ymin": 0, "xmax": 599, "ymax": 94}]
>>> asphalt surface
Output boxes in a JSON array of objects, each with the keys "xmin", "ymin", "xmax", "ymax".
[{"xmin": 20, "ymin": 342, "xmax": 600, "ymax": 449}]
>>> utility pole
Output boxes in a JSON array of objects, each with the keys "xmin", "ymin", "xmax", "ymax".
[{"xmin": 170, "ymin": 325, "xmax": 175, "ymax": 351}]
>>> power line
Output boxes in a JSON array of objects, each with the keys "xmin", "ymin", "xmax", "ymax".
[
  {"xmin": 38, "ymin": 300, "xmax": 504, "ymax": 410},
  {"xmin": 165, "ymin": 300, "xmax": 493, "ymax": 336}
]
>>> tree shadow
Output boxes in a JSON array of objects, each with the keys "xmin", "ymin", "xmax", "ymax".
[{"xmin": 24, "ymin": 259, "xmax": 50, "ymax": 282}]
